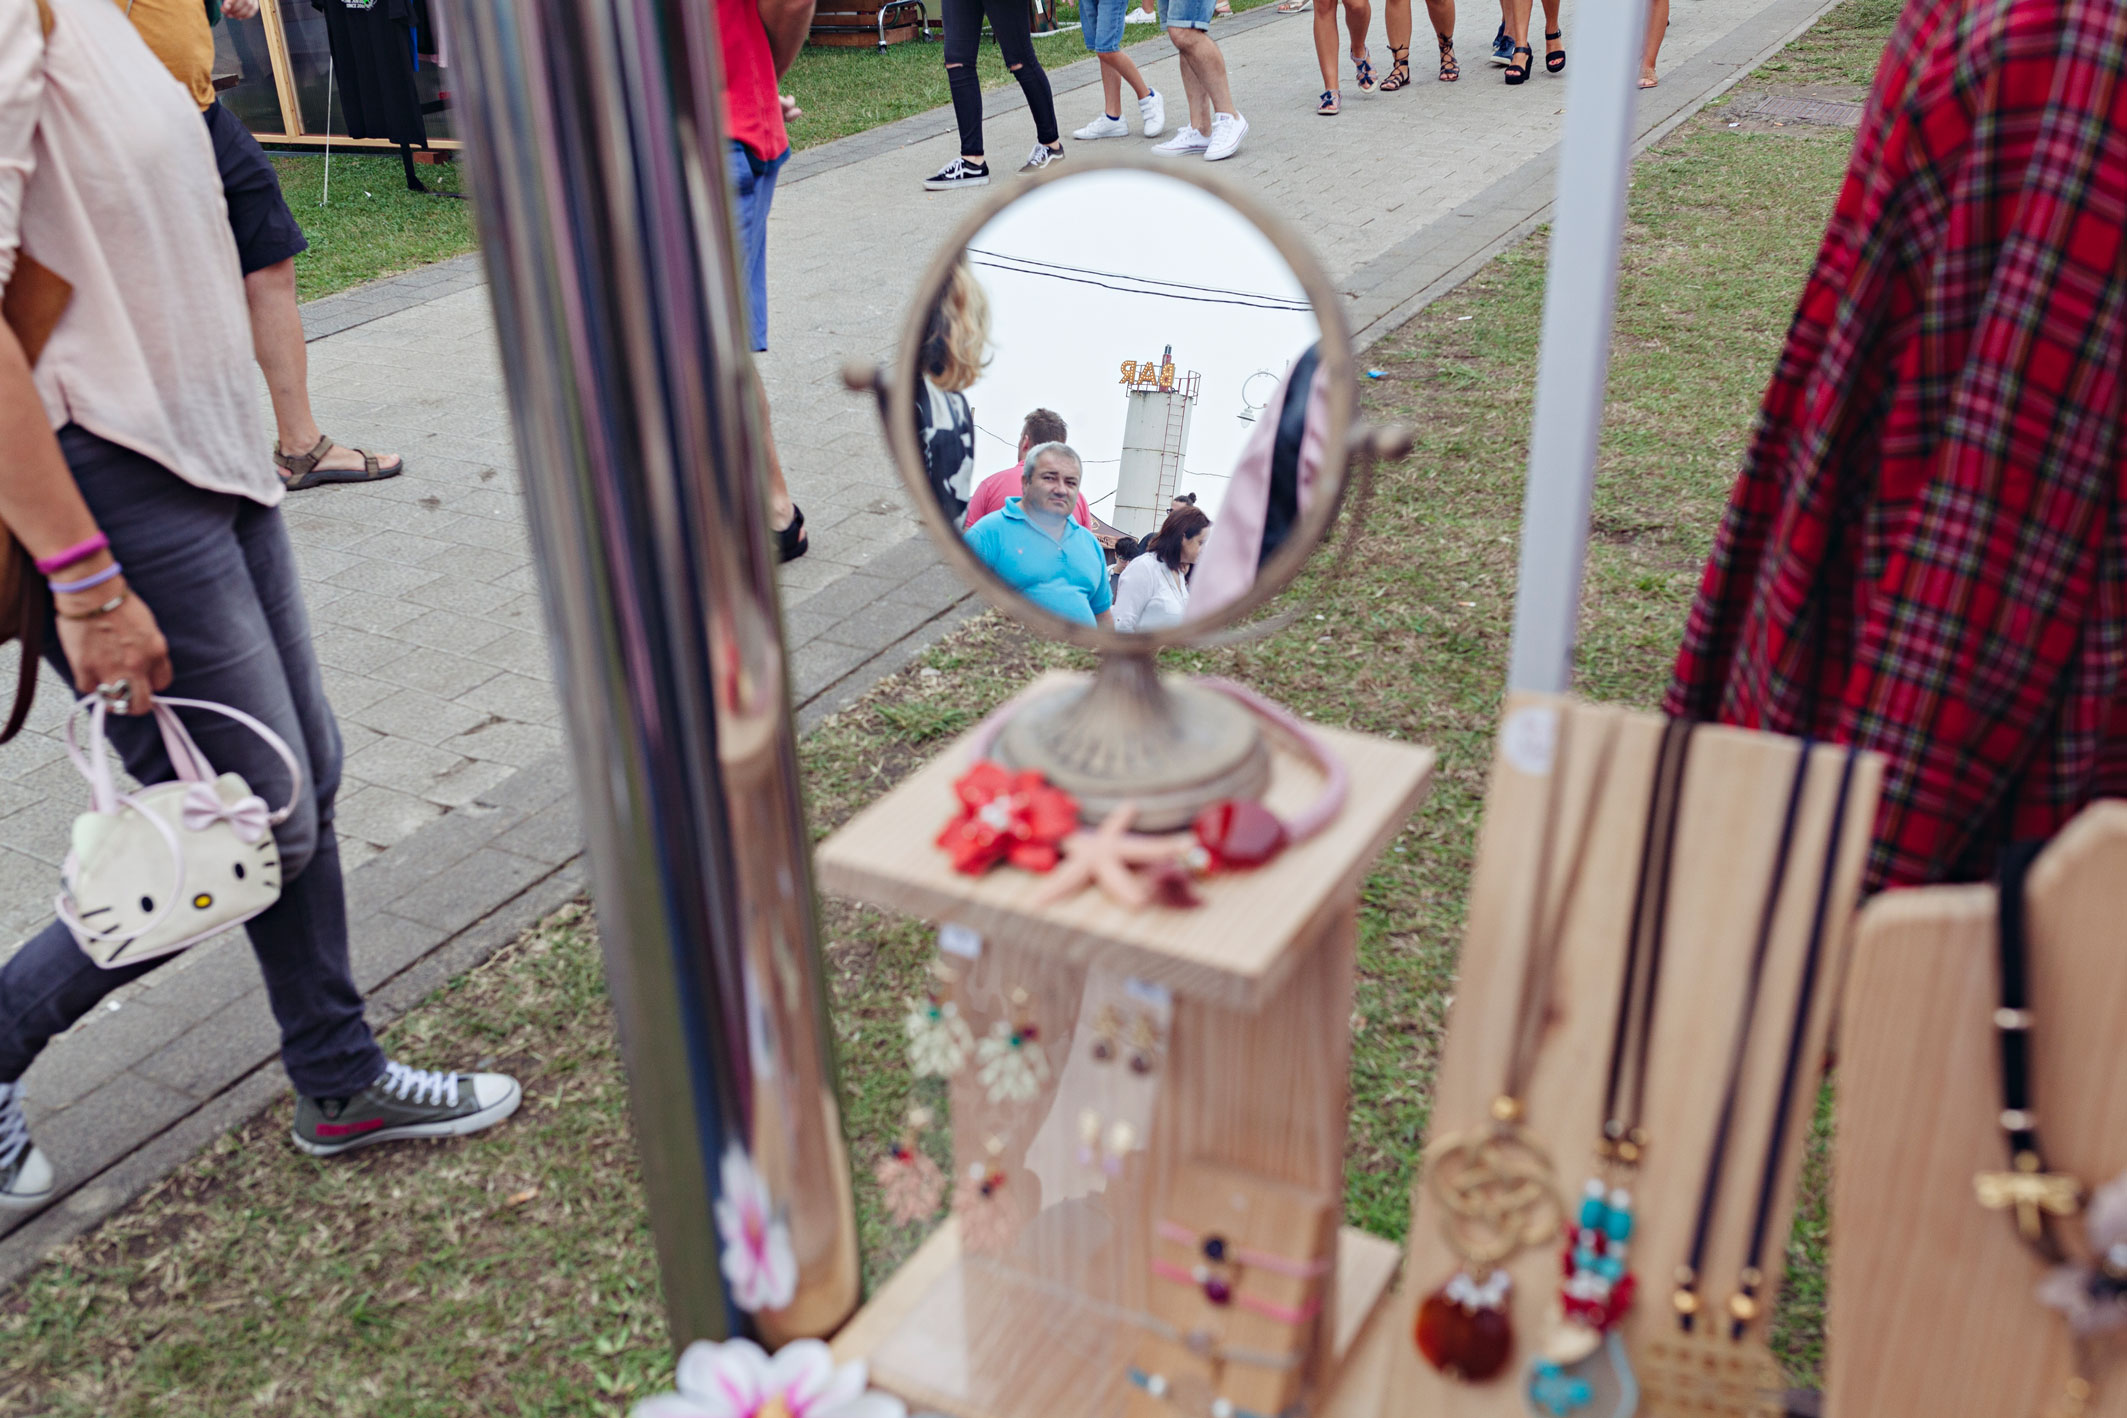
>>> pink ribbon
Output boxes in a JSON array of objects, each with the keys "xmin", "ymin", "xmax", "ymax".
[{"xmin": 180, "ymin": 783, "xmax": 272, "ymax": 843}]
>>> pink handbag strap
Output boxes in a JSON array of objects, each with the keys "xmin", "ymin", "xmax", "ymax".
[{"xmin": 64, "ymin": 694, "xmax": 304, "ymax": 826}]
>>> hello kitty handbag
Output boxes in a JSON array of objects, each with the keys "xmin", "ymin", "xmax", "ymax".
[{"xmin": 58, "ymin": 694, "xmax": 302, "ymax": 968}]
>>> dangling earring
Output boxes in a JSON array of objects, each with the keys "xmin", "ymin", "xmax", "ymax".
[
  {"xmin": 905, "ymin": 959, "xmax": 975, "ymax": 1079},
  {"xmin": 875, "ymin": 1105, "xmax": 946, "ymax": 1226},
  {"xmin": 1126, "ymin": 1011, "xmax": 1165, "ymax": 1076},
  {"xmin": 1089, "ymin": 1004, "xmax": 1124, "ymax": 1063},
  {"xmin": 955, "ymin": 1136, "xmax": 1015, "ymax": 1253},
  {"xmin": 1103, "ymin": 1119, "xmax": 1138, "ymax": 1177},
  {"xmin": 977, "ymin": 986, "xmax": 1050, "ymax": 1104}
]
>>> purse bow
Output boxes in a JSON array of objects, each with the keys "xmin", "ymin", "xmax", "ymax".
[{"xmin": 180, "ymin": 783, "xmax": 273, "ymax": 843}]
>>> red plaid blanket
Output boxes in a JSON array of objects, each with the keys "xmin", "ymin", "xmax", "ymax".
[{"xmin": 1666, "ymin": 0, "xmax": 2127, "ymax": 889}]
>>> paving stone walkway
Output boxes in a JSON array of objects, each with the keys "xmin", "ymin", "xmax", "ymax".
[{"xmin": 0, "ymin": 0, "xmax": 1833, "ymax": 1277}]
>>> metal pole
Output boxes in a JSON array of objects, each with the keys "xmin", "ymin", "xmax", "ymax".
[
  {"xmin": 442, "ymin": 0, "xmax": 860, "ymax": 1348},
  {"xmin": 1503, "ymin": 0, "xmax": 1653, "ymax": 693}
]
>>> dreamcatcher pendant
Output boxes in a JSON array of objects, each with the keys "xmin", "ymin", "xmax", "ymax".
[
  {"xmin": 954, "ymin": 1136, "xmax": 1015, "ymax": 1253},
  {"xmin": 874, "ymin": 1106, "xmax": 946, "ymax": 1226},
  {"xmin": 976, "ymin": 987, "xmax": 1050, "ymax": 1103},
  {"xmin": 1414, "ymin": 1098, "xmax": 1565, "ymax": 1382},
  {"xmin": 905, "ymin": 961, "xmax": 975, "ymax": 1079}
]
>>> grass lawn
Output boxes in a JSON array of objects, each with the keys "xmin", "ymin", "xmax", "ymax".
[{"xmin": 0, "ymin": 0, "xmax": 1896, "ymax": 1409}]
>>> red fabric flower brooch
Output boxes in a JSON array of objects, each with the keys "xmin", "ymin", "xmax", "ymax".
[{"xmin": 937, "ymin": 762, "xmax": 1080, "ymax": 874}]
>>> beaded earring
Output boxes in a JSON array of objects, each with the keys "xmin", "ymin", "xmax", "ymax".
[
  {"xmin": 977, "ymin": 987, "xmax": 1050, "ymax": 1104},
  {"xmin": 955, "ymin": 1136, "xmax": 1015, "ymax": 1253},
  {"xmin": 1126, "ymin": 1011, "xmax": 1165, "ymax": 1076},
  {"xmin": 1089, "ymin": 1004, "xmax": 1124, "ymax": 1063},
  {"xmin": 875, "ymin": 1106, "xmax": 946, "ymax": 1226},
  {"xmin": 904, "ymin": 959, "xmax": 975, "ymax": 1079},
  {"xmin": 1076, "ymin": 1109, "xmax": 1138, "ymax": 1177}
]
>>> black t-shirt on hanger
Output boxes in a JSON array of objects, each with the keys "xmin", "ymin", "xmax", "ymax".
[{"xmin": 312, "ymin": 0, "xmax": 427, "ymax": 146}]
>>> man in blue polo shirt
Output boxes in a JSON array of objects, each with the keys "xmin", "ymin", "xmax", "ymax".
[{"xmin": 965, "ymin": 444, "xmax": 1115, "ymax": 627}]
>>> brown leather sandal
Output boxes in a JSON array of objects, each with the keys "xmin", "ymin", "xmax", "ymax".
[{"xmin": 274, "ymin": 435, "xmax": 405, "ymax": 490}]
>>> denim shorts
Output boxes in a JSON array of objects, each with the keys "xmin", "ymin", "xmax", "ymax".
[
  {"xmin": 1081, "ymin": 0, "xmax": 1129, "ymax": 51},
  {"xmin": 726, "ymin": 140, "xmax": 789, "ymax": 353},
  {"xmin": 1159, "ymin": 0, "xmax": 1215, "ymax": 30}
]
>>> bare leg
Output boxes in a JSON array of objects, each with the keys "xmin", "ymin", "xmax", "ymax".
[
  {"xmin": 1346, "ymin": 0, "xmax": 1372, "ymax": 62},
  {"xmin": 1104, "ymin": 50, "xmax": 1151, "ymax": 103},
  {"xmin": 756, "ymin": 377, "xmax": 797, "ymax": 537},
  {"xmin": 246, "ymin": 257, "xmax": 400, "ymax": 477},
  {"xmin": 1171, "ymin": 29, "xmax": 1236, "ymax": 116},
  {"xmin": 1169, "ymin": 28, "xmax": 1213, "ymax": 131},
  {"xmin": 1313, "ymin": 0, "xmax": 1342, "ymax": 92},
  {"xmin": 1640, "ymin": 0, "xmax": 1668, "ymax": 84},
  {"xmin": 1384, "ymin": 0, "xmax": 1409, "ymax": 56},
  {"xmin": 1507, "ymin": 0, "xmax": 1530, "ymax": 50},
  {"xmin": 1425, "ymin": 0, "xmax": 1456, "ymax": 59}
]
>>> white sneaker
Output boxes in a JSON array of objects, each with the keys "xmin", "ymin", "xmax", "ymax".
[
  {"xmin": 1139, "ymin": 89, "xmax": 1167, "ymax": 137},
  {"xmin": 0, "ymin": 1082, "xmax": 54, "ymax": 1213},
  {"xmin": 1074, "ymin": 112, "xmax": 1131, "ymax": 140},
  {"xmin": 1152, "ymin": 125, "xmax": 1209, "ymax": 156},
  {"xmin": 1205, "ymin": 111, "xmax": 1248, "ymax": 161},
  {"xmin": 1018, "ymin": 143, "xmax": 1067, "ymax": 174}
]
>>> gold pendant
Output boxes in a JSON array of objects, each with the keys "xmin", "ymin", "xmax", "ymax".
[
  {"xmin": 1637, "ymin": 1326, "xmax": 1783, "ymax": 1418},
  {"xmin": 1975, "ymin": 1168, "xmax": 2084, "ymax": 1243},
  {"xmin": 1423, "ymin": 1117, "xmax": 1564, "ymax": 1268}
]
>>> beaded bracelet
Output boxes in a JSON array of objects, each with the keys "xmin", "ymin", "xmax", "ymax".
[
  {"xmin": 49, "ymin": 561, "xmax": 122, "ymax": 596},
  {"xmin": 35, "ymin": 533, "xmax": 109, "ymax": 576}
]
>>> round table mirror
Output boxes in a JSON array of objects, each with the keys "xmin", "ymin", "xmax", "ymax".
[{"xmin": 849, "ymin": 159, "xmax": 1384, "ymax": 829}]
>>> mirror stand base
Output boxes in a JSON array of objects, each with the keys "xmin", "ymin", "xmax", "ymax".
[{"xmin": 993, "ymin": 652, "xmax": 1270, "ymax": 831}]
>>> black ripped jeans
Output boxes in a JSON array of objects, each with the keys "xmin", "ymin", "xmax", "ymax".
[{"xmin": 942, "ymin": 0, "xmax": 1059, "ymax": 158}]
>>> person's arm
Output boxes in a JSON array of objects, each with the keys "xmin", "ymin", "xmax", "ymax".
[
  {"xmin": 759, "ymin": 0, "xmax": 816, "ymax": 77},
  {"xmin": 0, "ymin": 16, "xmax": 170, "ymax": 714},
  {"xmin": 221, "ymin": 0, "xmax": 259, "ymax": 22},
  {"xmin": 1096, "ymin": 611, "xmax": 1113, "ymax": 630}
]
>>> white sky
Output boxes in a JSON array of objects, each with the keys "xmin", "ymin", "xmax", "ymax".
[{"xmin": 956, "ymin": 170, "xmax": 1321, "ymax": 522}]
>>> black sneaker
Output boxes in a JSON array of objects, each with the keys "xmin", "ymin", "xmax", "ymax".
[
  {"xmin": 0, "ymin": 1081, "xmax": 54, "ymax": 1213},
  {"xmin": 924, "ymin": 157, "xmax": 991, "ymax": 191},
  {"xmin": 292, "ymin": 1060, "xmax": 522, "ymax": 1157}
]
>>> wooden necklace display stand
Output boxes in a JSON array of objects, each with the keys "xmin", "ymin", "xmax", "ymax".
[
  {"xmin": 1321, "ymin": 696, "xmax": 1880, "ymax": 1418},
  {"xmin": 1828, "ymin": 802, "xmax": 2127, "ymax": 1418},
  {"xmin": 816, "ymin": 671, "xmax": 1435, "ymax": 1418}
]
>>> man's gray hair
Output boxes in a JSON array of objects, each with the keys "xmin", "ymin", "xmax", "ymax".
[{"xmin": 1021, "ymin": 442, "xmax": 1083, "ymax": 482}]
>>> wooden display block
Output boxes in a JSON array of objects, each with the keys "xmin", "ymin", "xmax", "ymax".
[
  {"xmin": 816, "ymin": 677, "xmax": 1432, "ymax": 1418},
  {"xmin": 1363, "ymin": 696, "xmax": 1879, "ymax": 1418},
  {"xmin": 1827, "ymin": 802, "xmax": 2127, "ymax": 1418}
]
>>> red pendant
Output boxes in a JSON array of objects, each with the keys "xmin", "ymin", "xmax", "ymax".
[
  {"xmin": 1415, "ymin": 1280, "xmax": 1513, "ymax": 1382},
  {"xmin": 1193, "ymin": 799, "xmax": 1288, "ymax": 871}
]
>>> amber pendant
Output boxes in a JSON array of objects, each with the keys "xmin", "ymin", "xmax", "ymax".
[
  {"xmin": 1637, "ymin": 1327, "xmax": 1782, "ymax": 1418},
  {"xmin": 1416, "ymin": 1267, "xmax": 1515, "ymax": 1381},
  {"xmin": 1527, "ymin": 1330, "xmax": 1638, "ymax": 1417}
]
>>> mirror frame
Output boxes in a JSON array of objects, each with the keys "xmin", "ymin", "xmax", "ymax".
[{"xmin": 885, "ymin": 152, "xmax": 1359, "ymax": 653}]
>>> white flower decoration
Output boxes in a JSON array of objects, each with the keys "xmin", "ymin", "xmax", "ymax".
[
  {"xmin": 903, "ymin": 997, "xmax": 974, "ymax": 1079},
  {"xmin": 632, "ymin": 1337, "xmax": 908, "ymax": 1418},
  {"xmin": 714, "ymin": 1143, "xmax": 798, "ymax": 1313},
  {"xmin": 975, "ymin": 1019, "xmax": 1049, "ymax": 1104}
]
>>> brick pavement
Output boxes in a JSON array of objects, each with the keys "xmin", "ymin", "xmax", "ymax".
[{"xmin": 0, "ymin": 0, "xmax": 1834, "ymax": 1275}]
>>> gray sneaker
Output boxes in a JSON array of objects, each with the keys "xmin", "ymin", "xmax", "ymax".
[
  {"xmin": 0, "ymin": 1081, "xmax": 55, "ymax": 1213},
  {"xmin": 1019, "ymin": 143, "xmax": 1066, "ymax": 174},
  {"xmin": 293, "ymin": 1060, "xmax": 522, "ymax": 1157}
]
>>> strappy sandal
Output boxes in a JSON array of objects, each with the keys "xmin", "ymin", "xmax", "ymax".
[
  {"xmin": 274, "ymin": 434, "xmax": 404, "ymax": 490},
  {"xmin": 1379, "ymin": 42, "xmax": 1413, "ymax": 90},
  {"xmin": 1317, "ymin": 89, "xmax": 1341, "ymax": 114},
  {"xmin": 1545, "ymin": 28, "xmax": 1565, "ymax": 72},
  {"xmin": 1353, "ymin": 50, "xmax": 1375, "ymax": 91},
  {"xmin": 1436, "ymin": 32, "xmax": 1459, "ymax": 81},
  {"xmin": 1274, "ymin": 0, "xmax": 1310, "ymax": 12},
  {"xmin": 1503, "ymin": 42, "xmax": 1532, "ymax": 85}
]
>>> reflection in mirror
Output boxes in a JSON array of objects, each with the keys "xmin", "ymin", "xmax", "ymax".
[{"xmin": 913, "ymin": 170, "xmax": 1329, "ymax": 639}]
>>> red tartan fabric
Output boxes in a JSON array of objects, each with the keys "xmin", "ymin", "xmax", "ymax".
[{"xmin": 1665, "ymin": 0, "xmax": 2127, "ymax": 890}]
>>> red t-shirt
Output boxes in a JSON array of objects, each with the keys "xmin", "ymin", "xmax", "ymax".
[
  {"xmin": 719, "ymin": 0, "xmax": 789, "ymax": 163},
  {"xmin": 964, "ymin": 464, "xmax": 1093, "ymax": 529}
]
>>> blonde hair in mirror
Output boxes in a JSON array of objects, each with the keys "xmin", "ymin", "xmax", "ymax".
[{"xmin": 922, "ymin": 261, "xmax": 992, "ymax": 393}]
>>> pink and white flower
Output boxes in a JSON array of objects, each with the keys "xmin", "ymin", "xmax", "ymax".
[
  {"xmin": 715, "ymin": 1144, "xmax": 798, "ymax": 1313},
  {"xmin": 632, "ymin": 1337, "xmax": 908, "ymax": 1418}
]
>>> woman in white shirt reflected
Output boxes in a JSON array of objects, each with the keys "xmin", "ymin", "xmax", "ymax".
[{"xmin": 1113, "ymin": 506, "xmax": 1210, "ymax": 633}]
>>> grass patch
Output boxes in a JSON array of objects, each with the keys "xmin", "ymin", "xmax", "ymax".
[
  {"xmin": 0, "ymin": 2, "xmax": 1893, "ymax": 1408},
  {"xmin": 267, "ymin": 153, "xmax": 476, "ymax": 303}
]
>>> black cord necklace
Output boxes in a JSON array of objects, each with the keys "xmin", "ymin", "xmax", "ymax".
[{"xmin": 1672, "ymin": 743, "xmax": 1856, "ymax": 1332}]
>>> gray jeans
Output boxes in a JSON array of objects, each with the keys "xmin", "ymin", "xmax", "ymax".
[{"xmin": 0, "ymin": 427, "xmax": 385, "ymax": 1098}]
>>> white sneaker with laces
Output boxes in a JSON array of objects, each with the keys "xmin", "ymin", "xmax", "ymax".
[
  {"xmin": 1139, "ymin": 89, "xmax": 1166, "ymax": 137},
  {"xmin": 1074, "ymin": 112, "xmax": 1131, "ymax": 140},
  {"xmin": 1152, "ymin": 125, "xmax": 1209, "ymax": 156},
  {"xmin": 1205, "ymin": 111, "xmax": 1248, "ymax": 161},
  {"xmin": 0, "ymin": 1081, "xmax": 54, "ymax": 1213}
]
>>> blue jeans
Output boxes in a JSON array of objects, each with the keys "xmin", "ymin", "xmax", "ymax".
[
  {"xmin": 1082, "ymin": 0, "xmax": 1129, "ymax": 52},
  {"xmin": 0, "ymin": 428, "xmax": 385, "ymax": 1099},
  {"xmin": 727, "ymin": 141, "xmax": 788, "ymax": 354},
  {"xmin": 1161, "ymin": 0, "xmax": 1215, "ymax": 29}
]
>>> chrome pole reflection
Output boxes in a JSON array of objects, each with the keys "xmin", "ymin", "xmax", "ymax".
[{"xmin": 441, "ymin": 0, "xmax": 859, "ymax": 1347}]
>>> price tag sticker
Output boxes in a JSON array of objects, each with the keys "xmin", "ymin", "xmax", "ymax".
[
  {"xmin": 938, "ymin": 923, "xmax": 983, "ymax": 960},
  {"xmin": 1500, "ymin": 704, "xmax": 1559, "ymax": 777}
]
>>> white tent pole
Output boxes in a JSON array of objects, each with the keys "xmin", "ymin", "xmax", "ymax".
[{"xmin": 1504, "ymin": 0, "xmax": 1653, "ymax": 694}]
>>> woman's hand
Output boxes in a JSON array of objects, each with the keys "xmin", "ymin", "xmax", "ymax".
[{"xmin": 55, "ymin": 582, "xmax": 171, "ymax": 715}]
